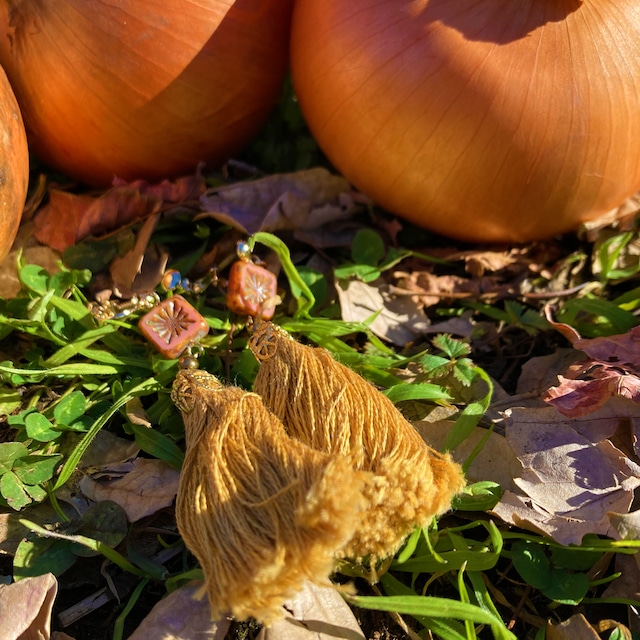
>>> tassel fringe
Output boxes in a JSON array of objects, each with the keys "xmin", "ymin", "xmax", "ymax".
[
  {"xmin": 249, "ymin": 323, "xmax": 466, "ymax": 560},
  {"xmin": 172, "ymin": 368, "xmax": 367, "ymax": 625}
]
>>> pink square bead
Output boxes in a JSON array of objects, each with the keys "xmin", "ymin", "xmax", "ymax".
[
  {"xmin": 226, "ymin": 261, "xmax": 278, "ymax": 320},
  {"xmin": 139, "ymin": 295, "xmax": 209, "ymax": 359}
]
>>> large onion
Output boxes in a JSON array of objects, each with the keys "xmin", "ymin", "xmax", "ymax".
[
  {"xmin": 0, "ymin": 63, "xmax": 28, "ymax": 262},
  {"xmin": 291, "ymin": 0, "xmax": 640, "ymax": 243},
  {"xmin": 0, "ymin": 0, "xmax": 293, "ymax": 187}
]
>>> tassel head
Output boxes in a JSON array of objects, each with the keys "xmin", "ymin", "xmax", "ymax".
[
  {"xmin": 172, "ymin": 367, "xmax": 367, "ymax": 624},
  {"xmin": 249, "ymin": 323, "xmax": 466, "ymax": 560}
]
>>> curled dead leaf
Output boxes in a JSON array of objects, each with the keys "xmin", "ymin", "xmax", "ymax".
[
  {"xmin": 258, "ymin": 582, "xmax": 365, "ymax": 640},
  {"xmin": 0, "ymin": 573, "xmax": 57, "ymax": 640},
  {"xmin": 545, "ymin": 613, "xmax": 601, "ymax": 640},
  {"xmin": 489, "ymin": 405, "xmax": 640, "ymax": 545},
  {"xmin": 127, "ymin": 581, "xmax": 230, "ymax": 640},
  {"xmin": 199, "ymin": 168, "xmax": 367, "ymax": 236},
  {"xmin": 34, "ymin": 173, "xmax": 204, "ymax": 252},
  {"xmin": 79, "ymin": 458, "xmax": 180, "ymax": 522}
]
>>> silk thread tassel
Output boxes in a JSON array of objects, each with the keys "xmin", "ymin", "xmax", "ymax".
[
  {"xmin": 172, "ymin": 367, "xmax": 367, "ymax": 625},
  {"xmin": 249, "ymin": 323, "xmax": 466, "ymax": 561}
]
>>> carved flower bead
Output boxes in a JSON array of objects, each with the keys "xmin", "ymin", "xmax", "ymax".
[
  {"xmin": 226, "ymin": 261, "xmax": 278, "ymax": 319},
  {"xmin": 139, "ymin": 295, "xmax": 209, "ymax": 359}
]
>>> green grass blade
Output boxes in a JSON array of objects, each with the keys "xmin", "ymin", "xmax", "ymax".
[
  {"xmin": 19, "ymin": 518, "xmax": 145, "ymax": 577},
  {"xmin": 347, "ymin": 594, "xmax": 515, "ymax": 640},
  {"xmin": 53, "ymin": 377, "xmax": 162, "ymax": 490},
  {"xmin": 250, "ymin": 231, "xmax": 315, "ymax": 318}
]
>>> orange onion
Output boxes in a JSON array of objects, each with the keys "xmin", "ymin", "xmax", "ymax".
[
  {"xmin": 291, "ymin": 0, "xmax": 640, "ymax": 243},
  {"xmin": 0, "ymin": 0, "xmax": 293, "ymax": 187},
  {"xmin": 0, "ymin": 63, "xmax": 28, "ymax": 262}
]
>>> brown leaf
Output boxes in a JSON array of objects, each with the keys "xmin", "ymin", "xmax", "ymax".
[
  {"xmin": 516, "ymin": 349, "xmax": 584, "ymax": 397},
  {"xmin": 489, "ymin": 405, "xmax": 640, "ymax": 545},
  {"xmin": 543, "ymin": 326, "xmax": 640, "ymax": 417},
  {"xmin": 415, "ymin": 421, "xmax": 521, "ymax": 493},
  {"xmin": 108, "ymin": 214, "xmax": 168, "ymax": 295},
  {"xmin": 336, "ymin": 278, "xmax": 430, "ymax": 345},
  {"xmin": 34, "ymin": 188, "xmax": 160, "ymax": 252},
  {"xmin": 545, "ymin": 614, "xmax": 601, "ymax": 640},
  {"xmin": 581, "ymin": 192, "xmax": 640, "ymax": 242},
  {"xmin": 545, "ymin": 369, "xmax": 640, "ymax": 417},
  {"xmin": 79, "ymin": 458, "xmax": 180, "ymax": 522},
  {"xmin": 573, "ymin": 326, "xmax": 640, "ymax": 370},
  {"xmin": 77, "ymin": 430, "xmax": 140, "ymax": 469},
  {"xmin": 602, "ymin": 554, "xmax": 640, "ymax": 603},
  {"xmin": 0, "ymin": 573, "xmax": 57, "ymax": 640},
  {"xmin": 113, "ymin": 173, "xmax": 204, "ymax": 204},
  {"xmin": 259, "ymin": 582, "xmax": 365, "ymax": 640},
  {"xmin": 127, "ymin": 581, "xmax": 230, "ymax": 640},
  {"xmin": 0, "ymin": 502, "xmax": 76, "ymax": 556},
  {"xmin": 199, "ymin": 168, "xmax": 367, "ymax": 237},
  {"xmin": 34, "ymin": 173, "xmax": 204, "ymax": 252}
]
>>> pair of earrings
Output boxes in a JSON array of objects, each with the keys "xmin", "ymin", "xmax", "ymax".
[
  {"xmin": 172, "ymin": 333, "xmax": 464, "ymax": 625},
  {"xmin": 124, "ymin": 244, "xmax": 465, "ymax": 625}
]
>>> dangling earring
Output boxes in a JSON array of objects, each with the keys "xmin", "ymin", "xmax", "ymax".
[
  {"xmin": 96, "ymin": 245, "xmax": 366, "ymax": 625},
  {"xmin": 249, "ymin": 322, "xmax": 466, "ymax": 561},
  {"xmin": 171, "ymin": 362, "xmax": 368, "ymax": 625}
]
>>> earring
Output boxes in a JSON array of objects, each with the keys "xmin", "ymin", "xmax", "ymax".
[
  {"xmin": 249, "ymin": 322, "xmax": 466, "ymax": 562},
  {"xmin": 94, "ymin": 245, "xmax": 367, "ymax": 624},
  {"xmin": 171, "ymin": 361, "xmax": 368, "ymax": 625}
]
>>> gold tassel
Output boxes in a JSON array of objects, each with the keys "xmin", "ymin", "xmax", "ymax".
[
  {"xmin": 172, "ymin": 367, "xmax": 367, "ymax": 625},
  {"xmin": 249, "ymin": 323, "xmax": 466, "ymax": 561}
]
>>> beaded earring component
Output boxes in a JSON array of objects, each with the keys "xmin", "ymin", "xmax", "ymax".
[
  {"xmin": 249, "ymin": 322, "xmax": 466, "ymax": 561},
  {"xmin": 171, "ymin": 365, "xmax": 369, "ymax": 625},
  {"xmin": 138, "ymin": 295, "xmax": 209, "ymax": 359},
  {"xmin": 226, "ymin": 240, "xmax": 278, "ymax": 319}
]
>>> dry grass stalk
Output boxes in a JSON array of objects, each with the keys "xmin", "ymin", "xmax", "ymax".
[
  {"xmin": 172, "ymin": 368, "xmax": 367, "ymax": 625},
  {"xmin": 249, "ymin": 323, "xmax": 466, "ymax": 560}
]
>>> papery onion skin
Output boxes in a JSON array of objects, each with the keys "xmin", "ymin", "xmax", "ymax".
[
  {"xmin": 0, "ymin": 63, "xmax": 28, "ymax": 262},
  {"xmin": 291, "ymin": 0, "xmax": 640, "ymax": 243},
  {"xmin": 0, "ymin": 0, "xmax": 293, "ymax": 187}
]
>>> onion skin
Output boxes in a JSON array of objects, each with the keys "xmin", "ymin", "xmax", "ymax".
[
  {"xmin": 291, "ymin": 0, "xmax": 640, "ymax": 243},
  {"xmin": 0, "ymin": 0, "xmax": 293, "ymax": 187},
  {"xmin": 0, "ymin": 63, "xmax": 28, "ymax": 262}
]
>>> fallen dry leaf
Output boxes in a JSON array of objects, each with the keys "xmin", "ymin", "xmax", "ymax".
[
  {"xmin": 602, "ymin": 554, "xmax": 640, "ymax": 611},
  {"xmin": 415, "ymin": 421, "xmax": 521, "ymax": 493},
  {"xmin": 127, "ymin": 581, "xmax": 230, "ymax": 640},
  {"xmin": 34, "ymin": 189, "xmax": 159, "ymax": 252},
  {"xmin": 259, "ymin": 582, "xmax": 365, "ymax": 640},
  {"xmin": 608, "ymin": 509, "xmax": 640, "ymax": 542},
  {"xmin": 490, "ymin": 404, "xmax": 640, "ymax": 545},
  {"xmin": 544, "ymin": 326, "xmax": 640, "ymax": 417},
  {"xmin": 336, "ymin": 278, "xmax": 429, "ymax": 346},
  {"xmin": 545, "ymin": 613, "xmax": 601, "ymax": 640},
  {"xmin": 516, "ymin": 349, "xmax": 584, "ymax": 397},
  {"xmin": 0, "ymin": 573, "xmax": 57, "ymax": 640},
  {"xmin": 34, "ymin": 173, "xmax": 204, "ymax": 252},
  {"xmin": 580, "ymin": 192, "xmax": 640, "ymax": 242},
  {"xmin": 79, "ymin": 458, "xmax": 180, "ymax": 522},
  {"xmin": 108, "ymin": 214, "xmax": 168, "ymax": 295},
  {"xmin": 77, "ymin": 430, "xmax": 140, "ymax": 469},
  {"xmin": 421, "ymin": 311, "xmax": 476, "ymax": 338},
  {"xmin": 112, "ymin": 173, "xmax": 204, "ymax": 204},
  {"xmin": 571, "ymin": 325, "xmax": 640, "ymax": 367},
  {"xmin": 199, "ymin": 168, "xmax": 367, "ymax": 236},
  {"xmin": 545, "ymin": 368, "xmax": 640, "ymax": 417}
]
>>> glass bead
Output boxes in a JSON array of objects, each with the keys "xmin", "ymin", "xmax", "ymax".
[
  {"xmin": 226, "ymin": 260, "xmax": 278, "ymax": 320},
  {"xmin": 139, "ymin": 295, "xmax": 209, "ymax": 359},
  {"xmin": 161, "ymin": 269, "xmax": 183, "ymax": 292}
]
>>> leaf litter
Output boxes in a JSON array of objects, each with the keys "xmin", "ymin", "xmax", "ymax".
[{"xmin": 0, "ymin": 157, "xmax": 639, "ymax": 640}]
